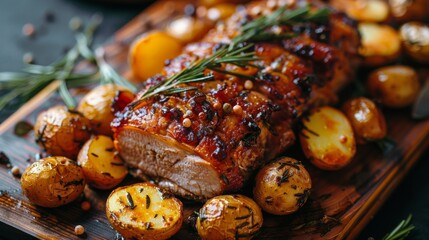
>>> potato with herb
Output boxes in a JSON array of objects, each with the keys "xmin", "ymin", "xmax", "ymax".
[
  {"xmin": 21, "ymin": 156, "xmax": 85, "ymax": 208},
  {"xmin": 253, "ymin": 157, "xmax": 312, "ymax": 215},
  {"xmin": 106, "ymin": 182, "xmax": 183, "ymax": 240},
  {"xmin": 367, "ymin": 65, "xmax": 420, "ymax": 108},
  {"xmin": 196, "ymin": 195, "xmax": 263, "ymax": 240},
  {"xmin": 342, "ymin": 97, "xmax": 387, "ymax": 143},
  {"xmin": 400, "ymin": 22, "xmax": 429, "ymax": 64},
  {"xmin": 34, "ymin": 105, "xmax": 92, "ymax": 159},
  {"xmin": 77, "ymin": 135, "xmax": 128, "ymax": 190},
  {"xmin": 130, "ymin": 31, "xmax": 183, "ymax": 81},
  {"xmin": 77, "ymin": 84, "xmax": 134, "ymax": 136},
  {"xmin": 299, "ymin": 106, "xmax": 356, "ymax": 170},
  {"xmin": 358, "ymin": 23, "xmax": 401, "ymax": 66}
]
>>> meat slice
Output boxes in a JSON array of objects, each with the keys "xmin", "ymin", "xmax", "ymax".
[{"xmin": 112, "ymin": 0, "xmax": 360, "ymax": 200}]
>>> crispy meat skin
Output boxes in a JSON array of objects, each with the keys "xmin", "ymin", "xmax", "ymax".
[{"xmin": 113, "ymin": 0, "xmax": 360, "ymax": 200}]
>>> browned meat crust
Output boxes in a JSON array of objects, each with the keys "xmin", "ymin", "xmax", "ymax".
[{"xmin": 113, "ymin": 0, "xmax": 360, "ymax": 200}]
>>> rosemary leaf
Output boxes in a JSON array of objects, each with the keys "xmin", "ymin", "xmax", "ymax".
[
  {"xmin": 138, "ymin": 5, "xmax": 331, "ymax": 100},
  {"xmin": 23, "ymin": 64, "xmax": 56, "ymax": 75},
  {"xmin": 163, "ymin": 86, "xmax": 198, "ymax": 95},
  {"xmin": 0, "ymin": 72, "xmax": 30, "ymax": 82},
  {"xmin": 0, "ymin": 13, "xmax": 136, "ymax": 112},
  {"xmin": 59, "ymin": 80, "xmax": 76, "ymax": 109},
  {"xmin": 382, "ymin": 215, "xmax": 415, "ymax": 240}
]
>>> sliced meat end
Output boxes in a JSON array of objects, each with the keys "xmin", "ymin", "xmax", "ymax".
[{"xmin": 115, "ymin": 126, "xmax": 223, "ymax": 200}]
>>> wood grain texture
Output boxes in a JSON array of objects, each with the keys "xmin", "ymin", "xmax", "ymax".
[{"xmin": 1, "ymin": 1, "xmax": 429, "ymax": 239}]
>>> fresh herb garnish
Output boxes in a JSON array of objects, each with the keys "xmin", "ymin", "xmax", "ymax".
[
  {"xmin": 382, "ymin": 215, "xmax": 415, "ymax": 240},
  {"xmin": 0, "ymin": 14, "xmax": 136, "ymax": 112},
  {"xmin": 126, "ymin": 191, "xmax": 136, "ymax": 209},
  {"xmin": 138, "ymin": 5, "xmax": 330, "ymax": 100}
]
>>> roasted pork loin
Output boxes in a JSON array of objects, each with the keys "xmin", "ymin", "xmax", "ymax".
[{"xmin": 112, "ymin": 0, "xmax": 360, "ymax": 200}]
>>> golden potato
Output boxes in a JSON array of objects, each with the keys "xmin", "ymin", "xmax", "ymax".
[
  {"xmin": 331, "ymin": 0, "xmax": 389, "ymax": 22},
  {"xmin": 21, "ymin": 156, "xmax": 85, "ymax": 208},
  {"xmin": 34, "ymin": 105, "xmax": 92, "ymax": 160},
  {"xmin": 389, "ymin": 0, "xmax": 429, "ymax": 23},
  {"xmin": 299, "ymin": 106, "xmax": 356, "ymax": 170},
  {"xmin": 129, "ymin": 31, "xmax": 183, "ymax": 81},
  {"xmin": 77, "ymin": 84, "xmax": 134, "ymax": 136},
  {"xmin": 367, "ymin": 65, "xmax": 421, "ymax": 108},
  {"xmin": 342, "ymin": 97, "xmax": 387, "ymax": 143},
  {"xmin": 207, "ymin": 3, "xmax": 237, "ymax": 21},
  {"xmin": 358, "ymin": 23, "xmax": 401, "ymax": 66},
  {"xmin": 400, "ymin": 22, "xmax": 429, "ymax": 64},
  {"xmin": 166, "ymin": 16, "xmax": 211, "ymax": 43},
  {"xmin": 196, "ymin": 195, "xmax": 263, "ymax": 240},
  {"xmin": 197, "ymin": 0, "xmax": 243, "ymax": 7},
  {"xmin": 106, "ymin": 183, "xmax": 183, "ymax": 240},
  {"xmin": 253, "ymin": 157, "xmax": 312, "ymax": 215},
  {"xmin": 77, "ymin": 135, "xmax": 128, "ymax": 190}
]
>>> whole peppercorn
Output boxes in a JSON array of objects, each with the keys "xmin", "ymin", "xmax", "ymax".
[
  {"xmin": 223, "ymin": 103, "xmax": 232, "ymax": 113},
  {"xmin": 182, "ymin": 118, "xmax": 192, "ymax": 128},
  {"xmin": 74, "ymin": 225, "xmax": 85, "ymax": 235}
]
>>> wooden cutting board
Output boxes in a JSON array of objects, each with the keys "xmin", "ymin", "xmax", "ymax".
[{"xmin": 1, "ymin": 1, "xmax": 429, "ymax": 239}]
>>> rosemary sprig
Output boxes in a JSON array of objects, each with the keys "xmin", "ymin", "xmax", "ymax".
[
  {"xmin": 140, "ymin": 44, "xmax": 260, "ymax": 99},
  {"xmin": 382, "ymin": 215, "xmax": 415, "ymax": 240},
  {"xmin": 0, "ymin": 14, "xmax": 136, "ymax": 112},
  {"xmin": 139, "ymin": 5, "xmax": 330, "ymax": 100}
]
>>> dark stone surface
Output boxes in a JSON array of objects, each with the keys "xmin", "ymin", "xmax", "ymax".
[{"xmin": 0, "ymin": 0, "xmax": 427, "ymax": 239}]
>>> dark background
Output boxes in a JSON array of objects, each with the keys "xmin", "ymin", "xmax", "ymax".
[{"xmin": 0, "ymin": 0, "xmax": 428, "ymax": 239}]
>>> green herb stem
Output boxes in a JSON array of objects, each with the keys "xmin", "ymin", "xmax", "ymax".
[
  {"xmin": 382, "ymin": 215, "xmax": 415, "ymax": 240},
  {"xmin": 139, "ymin": 4, "xmax": 330, "ymax": 100}
]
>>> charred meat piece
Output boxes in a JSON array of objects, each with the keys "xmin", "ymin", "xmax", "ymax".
[{"xmin": 113, "ymin": 0, "xmax": 360, "ymax": 200}]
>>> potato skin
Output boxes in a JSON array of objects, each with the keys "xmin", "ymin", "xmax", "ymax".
[
  {"xmin": 106, "ymin": 183, "xmax": 183, "ymax": 240},
  {"xmin": 21, "ymin": 156, "xmax": 85, "ymax": 208},
  {"xmin": 77, "ymin": 84, "xmax": 134, "ymax": 136},
  {"xmin": 400, "ymin": 22, "xmax": 429, "ymax": 64},
  {"xmin": 77, "ymin": 135, "xmax": 128, "ymax": 190},
  {"xmin": 331, "ymin": 0, "xmax": 389, "ymax": 22},
  {"xmin": 389, "ymin": 0, "xmax": 429, "ymax": 23},
  {"xmin": 367, "ymin": 65, "xmax": 420, "ymax": 108},
  {"xmin": 358, "ymin": 23, "xmax": 401, "ymax": 66},
  {"xmin": 166, "ymin": 16, "xmax": 211, "ymax": 43},
  {"xmin": 34, "ymin": 105, "xmax": 92, "ymax": 159},
  {"xmin": 299, "ymin": 106, "xmax": 356, "ymax": 170},
  {"xmin": 253, "ymin": 157, "xmax": 312, "ymax": 215},
  {"xmin": 342, "ymin": 97, "xmax": 387, "ymax": 143},
  {"xmin": 196, "ymin": 195, "xmax": 263, "ymax": 240}
]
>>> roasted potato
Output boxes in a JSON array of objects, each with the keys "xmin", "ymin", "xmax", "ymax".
[
  {"xmin": 166, "ymin": 16, "xmax": 211, "ymax": 43},
  {"xmin": 106, "ymin": 182, "xmax": 183, "ymax": 240},
  {"xmin": 196, "ymin": 195, "xmax": 263, "ymax": 240},
  {"xmin": 21, "ymin": 156, "xmax": 85, "ymax": 208},
  {"xmin": 197, "ymin": 0, "xmax": 243, "ymax": 7},
  {"xmin": 342, "ymin": 97, "xmax": 387, "ymax": 143},
  {"xmin": 389, "ymin": 0, "xmax": 429, "ymax": 23},
  {"xmin": 299, "ymin": 106, "xmax": 356, "ymax": 170},
  {"xmin": 367, "ymin": 65, "xmax": 420, "ymax": 108},
  {"xmin": 77, "ymin": 135, "xmax": 128, "ymax": 190},
  {"xmin": 34, "ymin": 105, "xmax": 92, "ymax": 159},
  {"xmin": 331, "ymin": 0, "xmax": 389, "ymax": 22},
  {"xmin": 253, "ymin": 157, "xmax": 312, "ymax": 215},
  {"xmin": 207, "ymin": 3, "xmax": 237, "ymax": 21},
  {"xmin": 358, "ymin": 23, "xmax": 401, "ymax": 66},
  {"xmin": 400, "ymin": 22, "xmax": 429, "ymax": 64},
  {"xmin": 77, "ymin": 84, "xmax": 134, "ymax": 136},
  {"xmin": 129, "ymin": 31, "xmax": 183, "ymax": 81}
]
